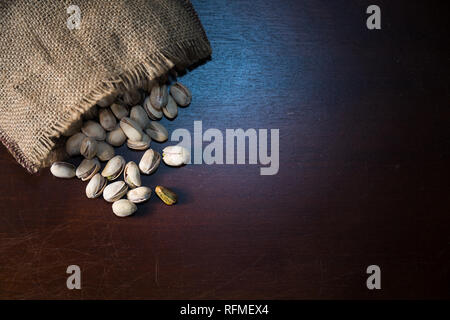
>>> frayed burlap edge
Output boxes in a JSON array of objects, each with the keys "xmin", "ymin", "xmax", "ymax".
[{"xmin": 0, "ymin": 37, "xmax": 212, "ymax": 173}]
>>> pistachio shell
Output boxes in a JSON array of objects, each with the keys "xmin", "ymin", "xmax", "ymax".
[
  {"xmin": 127, "ymin": 186, "xmax": 152, "ymax": 203},
  {"xmin": 130, "ymin": 105, "xmax": 150, "ymax": 129},
  {"xmin": 101, "ymin": 155, "xmax": 125, "ymax": 181},
  {"xmin": 96, "ymin": 141, "xmax": 115, "ymax": 161},
  {"xmin": 155, "ymin": 185, "xmax": 177, "ymax": 205},
  {"xmin": 81, "ymin": 120, "xmax": 106, "ymax": 141},
  {"xmin": 76, "ymin": 158, "xmax": 101, "ymax": 181},
  {"xmin": 162, "ymin": 145, "xmax": 190, "ymax": 166},
  {"xmin": 85, "ymin": 173, "xmax": 107, "ymax": 198},
  {"xmin": 170, "ymin": 82, "xmax": 191, "ymax": 107},
  {"xmin": 162, "ymin": 95, "xmax": 178, "ymax": 119},
  {"xmin": 145, "ymin": 121, "xmax": 168, "ymax": 143},
  {"xmin": 65, "ymin": 132, "xmax": 86, "ymax": 156},
  {"xmin": 80, "ymin": 137, "xmax": 98, "ymax": 159},
  {"xmin": 143, "ymin": 96, "xmax": 163, "ymax": 120},
  {"xmin": 112, "ymin": 199, "xmax": 137, "ymax": 217},
  {"xmin": 99, "ymin": 108, "xmax": 117, "ymax": 131},
  {"xmin": 119, "ymin": 117, "xmax": 144, "ymax": 141},
  {"xmin": 150, "ymin": 84, "xmax": 168, "ymax": 110},
  {"xmin": 50, "ymin": 162, "xmax": 76, "ymax": 178},
  {"xmin": 139, "ymin": 149, "xmax": 161, "ymax": 174},
  {"xmin": 123, "ymin": 161, "xmax": 141, "ymax": 188},
  {"xmin": 110, "ymin": 103, "xmax": 129, "ymax": 120},
  {"xmin": 97, "ymin": 93, "xmax": 117, "ymax": 107},
  {"xmin": 103, "ymin": 181, "xmax": 128, "ymax": 203},
  {"xmin": 126, "ymin": 133, "xmax": 151, "ymax": 151},
  {"xmin": 62, "ymin": 119, "xmax": 82, "ymax": 137},
  {"xmin": 106, "ymin": 125, "xmax": 127, "ymax": 147}
]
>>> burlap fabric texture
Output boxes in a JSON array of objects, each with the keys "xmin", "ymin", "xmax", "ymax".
[{"xmin": 0, "ymin": 0, "xmax": 211, "ymax": 173}]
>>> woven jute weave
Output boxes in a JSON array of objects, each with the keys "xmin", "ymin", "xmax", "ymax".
[{"xmin": 0, "ymin": 0, "xmax": 211, "ymax": 173}]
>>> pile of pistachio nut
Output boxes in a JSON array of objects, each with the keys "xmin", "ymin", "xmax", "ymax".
[{"xmin": 50, "ymin": 77, "xmax": 191, "ymax": 217}]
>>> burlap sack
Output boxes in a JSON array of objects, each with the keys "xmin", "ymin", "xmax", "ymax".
[{"xmin": 0, "ymin": 0, "xmax": 211, "ymax": 173}]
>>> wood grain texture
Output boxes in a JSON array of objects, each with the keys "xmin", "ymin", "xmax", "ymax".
[{"xmin": 0, "ymin": 0, "xmax": 449, "ymax": 299}]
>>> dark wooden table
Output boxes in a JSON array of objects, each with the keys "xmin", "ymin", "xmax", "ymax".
[{"xmin": 0, "ymin": 0, "xmax": 449, "ymax": 299}]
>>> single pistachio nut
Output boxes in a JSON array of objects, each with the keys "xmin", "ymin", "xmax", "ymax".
[
  {"xmin": 104, "ymin": 181, "xmax": 128, "ymax": 203},
  {"xmin": 99, "ymin": 108, "xmax": 117, "ymax": 131},
  {"xmin": 162, "ymin": 145, "xmax": 190, "ymax": 166},
  {"xmin": 150, "ymin": 84, "xmax": 168, "ymax": 111},
  {"xmin": 110, "ymin": 103, "xmax": 129, "ymax": 120},
  {"xmin": 130, "ymin": 105, "xmax": 150, "ymax": 129},
  {"xmin": 81, "ymin": 120, "xmax": 106, "ymax": 141},
  {"xmin": 155, "ymin": 185, "xmax": 177, "ymax": 205},
  {"xmin": 102, "ymin": 155, "xmax": 125, "ymax": 181},
  {"xmin": 170, "ymin": 82, "xmax": 191, "ymax": 107},
  {"xmin": 62, "ymin": 119, "xmax": 82, "ymax": 137},
  {"xmin": 83, "ymin": 105, "xmax": 99, "ymax": 120},
  {"xmin": 119, "ymin": 117, "xmax": 144, "ymax": 141},
  {"xmin": 127, "ymin": 186, "xmax": 152, "ymax": 203},
  {"xmin": 123, "ymin": 161, "xmax": 141, "ymax": 188},
  {"xmin": 106, "ymin": 125, "xmax": 127, "ymax": 147},
  {"xmin": 127, "ymin": 133, "xmax": 151, "ymax": 151},
  {"xmin": 143, "ymin": 96, "xmax": 163, "ymax": 120},
  {"xmin": 122, "ymin": 89, "xmax": 142, "ymax": 106},
  {"xmin": 97, "ymin": 93, "xmax": 117, "ymax": 107},
  {"xmin": 50, "ymin": 162, "xmax": 76, "ymax": 179},
  {"xmin": 76, "ymin": 158, "xmax": 101, "ymax": 181},
  {"xmin": 96, "ymin": 141, "xmax": 115, "ymax": 161},
  {"xmin": 145, "ymin": 121, "xmax": 168, "ymax": 143},
  {"xmin": 139, "ymin": 149, "xmax": 161, "ymax": 174},
  {"xmin": 85, "ymin": 173, "xmax": 107, "ymax": 198},
  {"xmin": 112, "ymin": 199, "xmax": 137, "ymax": 217},
  {"xmin": 65, "ymin": 132, "xmax": 86, "ymax": 156},
  {"xmin": 80, "ymin": 137, "xmax": 98, "ymax": 159},
  {"xmin": 162, "ymin": 95, "xmax": 178, "ymax": 119}
]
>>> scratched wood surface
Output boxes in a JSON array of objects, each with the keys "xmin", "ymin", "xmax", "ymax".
[{"xmin": 0, "ymin": 0, "xmax": 449, "ymax": 299}]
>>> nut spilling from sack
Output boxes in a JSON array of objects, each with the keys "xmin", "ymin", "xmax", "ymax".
[{"xmin": 50, "ymin": 76, "xmax": 191, "ymax": 217}]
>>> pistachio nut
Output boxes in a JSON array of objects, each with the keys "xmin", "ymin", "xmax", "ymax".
[
  {"xmin": 170, "ymin": 82, "xmax": 191, "ymax": 107},
  {"xmin": 97, "ymin": 93, "xmax": 117, "ymax": 107},
  {"xmin": 162, "ymin": 145, "xmax": 190, "ymax": 166},
  {"xmin": 127, "ymin": 186, "xmax": 152, "ymax": 203},
  {"xmin": 143, "ymin": 96, "xmax": 163, "ymax": 120},
  {"xmin": 99, "ymin": 108, "xmax": 117, "ymax": 131},
  {"xmin": 81, "ymin": 120, "xmax": 106, "ymax": 141},
  {"xmin": 130, "ymin": 105, "xmax": 150, "ymax": 129},
  {"xmin": 162, "ymin": 95, "xmax": 178, "ymax": 119},
  {"xmin": 65, "ymin": 132, "xmax": 86, "ymax": 157},
  {"xmin": 112, "ymin": 199, "xmax": 137, "ymax": 217},
  {"xmin": 50, "ymin": 162, "xmax": 76, "ymax": 179},
  {"xmin": 139, "ymin": 149, "xmax": 161, "ymax": 174},
  {"xmin": 101, "ymin": 155, "xmax": 126, "ymax": 181},
  {"xmin": 80, "ymin": 137, "xmax": 98, "ymax": 159},
  {"xmin": 110, "ymin": 103, "xmax": 129, "ymax": 120},
  {"xmin": 62, "ymin": 119, "xmax": 82, "ymax": 137},
  {"xmin": 122, "ymin": 89, "xmax": 142, "ymax": 106},
  {"xmin": 106, "ymin": 125, "xmax": 127, "ymax": 147},
  {"xmin": 85, "ymin": 173, "xmax": 107, "ymax": 198},
  {"xmin": 145, "ymin": 121, "xmax": 168, "ymax": 143},
  {"xmin": 150, "ymin": 84, "xmax": 168, "ymax": 111},
  {"xmin": 96, "ymin": 141, "xmax": 115, "ymax": 161},
  {"xmin": 155, "ymin": 185, "xmax": 177, "ymax": 205},
  {"xmin": 83, "ymin": 105, "xmax": 99, "ymax": 120},
  {"xmin": 119, "ymin": 117, "xmax": 144, "ymax": 141},
  {"xmin": 103, "ymin": 181, "xmax": 128, "ymax": 203},
  {"xmin": 76, "ymin": 158, "xmax": 101, "ymax": 181},
  {"xmin": 123, "ymin": 161, "xmax": 141, "ymax": 188},
  {"xmin": 127, "ymin": 133, "xmax": 151, "ymax": 151}
]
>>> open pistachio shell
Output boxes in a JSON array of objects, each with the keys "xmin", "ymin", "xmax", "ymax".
[
  {"xmin": 103, "ymin": 181, "xmax": 128, "ymax": 203},
  {"xmin": 96, "ymin": 141, "xmax": 115, "ymax": 161},
  {"xmin": 127, "ymin": 133, "xmax": 151, "ymax": 151},
  {"xmin": 106, "ymin": 125, "xmax": 127, "ymax": 147},
  {"xmin": 110, "ymin": 103, "xmax": 129, "ymax": 120},
  {"xmin": 50, "ymin": 162, "xmax": 76, "ymax": 179},
  {"xmin": 127, "ymin": 186, "xmax": 152, "ymax": 203},
  {"xmin": 101, "ymin": 155, "xmax": 125, "ymax": 181},
  {"xmin": 143, "ymin": 96, "xmax": 163, "ymax": 120},
  {"xmin": 85, "ymin": 173, "xmax": 107, "ymax": 198},
  {"xmin": 119, "ymin": 117, "xmax": 144, "ymax": 141},
  {"xmin": 112, "ymin": 199, "xmax": 137, "ymax": 217},
  {"xmin": 150, "ymin": 84, "xmax": 168, "ymax": 111},
  {"xmin": 162, "ymin": 95, "xmax": 178, "ymax": 119},
  {"xmin": 139, "ymin": 149, "xmax": 161, "ymax": 174},
  {"xmin": 130, "ymin": 105, "xmax": 150, "ymax": 129},
  {"xmin": 123, "ymin": 161, "xmax": 141, "ymax": 188},
  {"xmin": 65, "ymin": 132, "xmax": 86, "ymax": 157},
  {"xmin": 145, "ymin": 121, "xmax": 168, "ymax": 143},
  {"xmin": 81, "ymin": 120, "xmax": 106, "ymax": 141},
  {"xmin": 170, "ymin": 82, "xmax": 191, "ymax": 107},
  {"xmin": 99, "ymin": 108, "xmax": 117, "ymax": 131},
  {"xmin": 76, "ymin": 158, "xmax": 101, "ymax": 181},
  {"xmin": 80, "ymin": 137, "xmax": 98, "ymax": 159}
]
